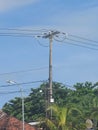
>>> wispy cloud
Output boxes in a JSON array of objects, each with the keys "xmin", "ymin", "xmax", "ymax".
[
  {"xmin": 0, "ymin": 0, "xmax": 39, "ymax": 12},
  {"xmin": 49, "ymin": 5, "xmax": 98, "ymax": 39}
]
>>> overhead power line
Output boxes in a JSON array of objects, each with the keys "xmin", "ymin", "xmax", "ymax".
[
  {"xmin": 0, "ymin": 28, "xmax": 51, "ymax": 38},
  {"xmin": 0, "ymin": 89, "xmax": 30, "ymax": 95},
  {"xmin": 69, "ymin": 34, "xmax": 98, "ymax": 44},
  {"xmin": 0, "ymin": 66, "xmax": 48, "ymax": 76},
  {"xmin": 0, "ymin": 27, "xmax": 50, "ymax": 32},
  {"xmin": 0, "ymin": 80, "xmax": 47, "ymax": 88},
  {"xmin": 54, "ymin": 33, "xmax": 98, "ymax": 51},
  {"xmin": 66, "ymin": 38, "xmax": 98, "ymax": 47},
  {"xmin": 63, "ymin": 41, "xmax": 98, "ymax": 51},
  {"xmin": 0, "ymin": 28, "xmax": 98, "ymax": 51},
  {"xmin": 0, "ymin": 81, "xmax": 75, "ymax": 95}
]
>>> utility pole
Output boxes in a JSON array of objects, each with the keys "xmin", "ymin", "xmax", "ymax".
[
  {"xmin": 43, "ymin": 31, "xmax": 60, "ymax": 119},
  {"xmin": 7, "ymin": 80, "xmax": 25, "ymax": 130},
  {"xmin": 49, "ymin": 34, "xmax": 53, "ymax": 104}
]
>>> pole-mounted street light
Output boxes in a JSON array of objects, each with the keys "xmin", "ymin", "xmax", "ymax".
[{"xmin": 7, "ymin": 80, "xmax": 25, "ymax": 130}]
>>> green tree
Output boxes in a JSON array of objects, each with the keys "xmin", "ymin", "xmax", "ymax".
[
  {"xmin": 3, "ymin": 82, "xmax": 70, "ymax": 122},
  {"xmin": 44, "ymin": 104, "xmax": 82, "ymax": 130},
  {"xmin": 3, "ymin": 81, "xmax": 98, "ymax": 129}
]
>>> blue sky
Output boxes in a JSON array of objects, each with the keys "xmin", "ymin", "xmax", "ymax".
[{"xmin": 0, "ymin": 0, "xmax": 98, "ymax": 108}]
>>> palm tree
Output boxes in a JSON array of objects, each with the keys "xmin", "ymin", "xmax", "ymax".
[
  {"xmin": 90, "ymin": 97, "xmax": 98, "ymax": 129},
  {"xmin": 45, "ymin": 104, "xmax": 68, "ymax": 130},
  {"xmin": 44, "ymin": 104, "xmax": 82, "ymax": 130}
]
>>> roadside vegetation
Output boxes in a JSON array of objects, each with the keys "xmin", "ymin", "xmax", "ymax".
[{"xmin": 3, "ymin": 81, "xmax": 98, "ymax": 129}]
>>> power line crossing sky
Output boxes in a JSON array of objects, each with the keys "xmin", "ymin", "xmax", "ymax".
[{"xmin": 0, "ymin": 0, "xmax": 98, "ymax": 108}]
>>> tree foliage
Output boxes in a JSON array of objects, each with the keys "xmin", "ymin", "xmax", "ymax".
[{"xmin": 2, "ymin": 81, "xmax": 98, "ymax": 129}]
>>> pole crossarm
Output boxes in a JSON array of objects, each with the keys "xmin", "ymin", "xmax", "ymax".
[{"xmin": 42, "ymin": 31, "xmax": 60, "ymax": 39}]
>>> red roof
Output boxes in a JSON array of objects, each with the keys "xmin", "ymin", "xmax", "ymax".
[{"xmin": 0, "ymin": 110, "xmax": 37, "ymax": 130}]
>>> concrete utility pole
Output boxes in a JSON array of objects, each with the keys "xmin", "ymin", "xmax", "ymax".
[
  {"xmin": 7, "ymin": 80, "xmax": 25, "ymax": 130},
  {"xmin": 43, "ymin": 31, "xmax": 60, "ymax": 119},
  {"xmin": 49, "ymin": 34, "xmax": 53, "ymax": 104}
]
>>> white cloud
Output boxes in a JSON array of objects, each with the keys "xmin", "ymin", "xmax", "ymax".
[{"xmin": 0, "ymin": 0, "xmax": 38, "ymax": 12}]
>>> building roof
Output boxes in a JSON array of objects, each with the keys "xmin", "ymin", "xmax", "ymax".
[{"xmin": 0, "ymin": 110, "xmax": 38, "ymax": 130}]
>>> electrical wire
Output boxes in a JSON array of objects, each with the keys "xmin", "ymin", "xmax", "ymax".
[
  {"xmin": 54, "ymin": 34, "xmax": 67, "ymax": 42},
  {"xmin": 66, "ymin": 38, "xmax": 98, "ymax": 47},
  {"xmin": 0, "ymin": 81, "xmax": 75, "ymax": 95},
  {"xmin": 69, "ymin": 34, "xmax": 98, "ymax": 44},
  {"xmin": 63, "ymin": 41, "xmax": 98, "ymax": 51},
  {"xmin": 0, "ymin": 80, "xmax": 47, "ymax": 88},
  {"xmin": 53, "ymin": 81, "xmax": 75, "ymax": 90},
  {"xmin": 0, "ymin": 28, "xmax": 53, "ymax": 38},
  {"xmin": 0, "ymin": 89, "xmax": 31, "ymax": 95},
  {"xmin": 0, "ymin": 28, "xmax": 98, "ymax": 43},
  {"xmin": 0, "ymin": 66, "xmax": 48, "ymax": 76},
  {"xmin": 54, "ymin": 38, "xmax": 98, "ymax": 51},
  {"xmin": 59, "ymin": 32, "xmax": 98, "ymax": 47},
  {"xmin": 33, "ymin": 37, "xmax": 49, "ymax": 47},
  {"xmin": 0, "ymin": 28, "xmax": 98, "ymax": 51},
  {"xmin": 0, "ymin": 32, "xmax": 43, "ymax": 37},
  {"xmin": 54, "ymin": 36, "xmax": 98, "ymax": 51},
  {"xmin": 0, "ymin": 30, "xmax": 49, "ymax": 47},
  {"xmin": 0, "ymin": 27, "xmax": 51, "ymax": 32}
]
